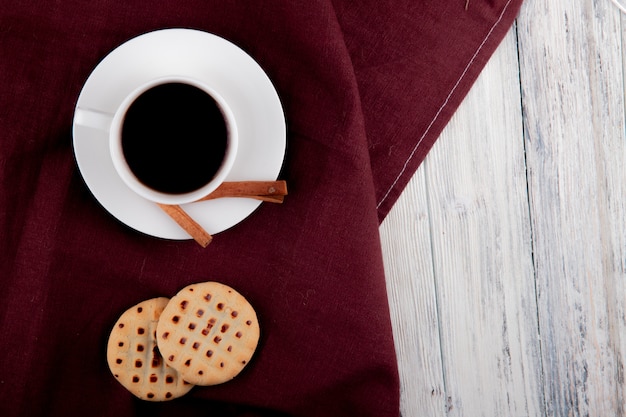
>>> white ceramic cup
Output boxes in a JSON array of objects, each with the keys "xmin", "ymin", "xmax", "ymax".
[{"xmin": 75, "ymin": 76, "xmax": 238, "ymax": 205}]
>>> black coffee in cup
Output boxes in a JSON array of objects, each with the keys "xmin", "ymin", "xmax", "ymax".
[{"xmin": 121, "ymin": 82, "xmax": 228, "ymax": 195}]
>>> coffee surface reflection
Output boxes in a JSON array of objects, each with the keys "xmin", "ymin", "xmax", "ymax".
[{"xmin": 121, "ymin": 82, "xmax": 228, "ymax": 195}]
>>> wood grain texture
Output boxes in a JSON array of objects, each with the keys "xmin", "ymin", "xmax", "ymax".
[
  {"xmin": 380, "ymin": 169, "xmax": 444, "ymax": 416},
  {"xmin": 380, "ymin": 0, "xmax": 626, "ymax": 416},
  {"xmin": 425, "ymin": 25, "xmax": 543, "ymax": 417},
  {"xmin": 518, "ymin": 0, "xmax": 626, "ymax": 415}
]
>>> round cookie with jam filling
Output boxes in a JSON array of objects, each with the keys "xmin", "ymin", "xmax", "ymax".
[
  {"xmin": 156, "ymin": 282, "xmax": 260, "ymax": 386},
  {"xmin": 106, "ymin": 297, "xmax": 194, "ymax": 401}
]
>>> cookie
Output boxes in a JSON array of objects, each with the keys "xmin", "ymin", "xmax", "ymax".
[
  {"xmin": 106, "ymin": 297, "xmax": 194, "ymax": 401},
  {"xmin": 156, "ymin": 282, "xmax": 260, "ymax": 386}
]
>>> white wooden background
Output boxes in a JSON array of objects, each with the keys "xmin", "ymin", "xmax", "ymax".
[{"xmin": 379, "ymin": 0, "xmax": 626, "ymax": 416}]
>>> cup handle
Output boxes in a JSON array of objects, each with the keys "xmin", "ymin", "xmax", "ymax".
[{"xmin": 74, "ymin": 107, "xmax": 114, "ymax": 132}]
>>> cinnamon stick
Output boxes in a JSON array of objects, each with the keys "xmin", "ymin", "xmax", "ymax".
[
  {"xmin": 156, "ymin": 181, "xmax": 286, "ymax": 247},
  {"xmin": 196, "ymin": 181, "xmax": 287, "ymax": 203},
  {"xmin": 157, "ymin": 203, "xmax": 212, "ymax": 247}
]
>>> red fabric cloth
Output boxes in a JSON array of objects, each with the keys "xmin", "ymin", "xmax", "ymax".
[{"xmin": 0, "ymin": 1, "xmax": 522, "ymax": 416}]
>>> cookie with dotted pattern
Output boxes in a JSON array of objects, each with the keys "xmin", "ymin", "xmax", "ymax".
[
  {"xmin": 106, "ymin": 297, "xmax": 194, "ymax": 401},
  {"xmin": 156, "ymin": 282, "xmax": 260, "ymax": 386}
]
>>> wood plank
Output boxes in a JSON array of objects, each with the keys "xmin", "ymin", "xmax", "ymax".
[
  {"xmin": 424, "ymin": 26, "xmax": 543, "ymax": 417},
  {"xmin": 381, "ymin": 24, "xmax": 544, "ymax": 416},
  {"xmin": 380, "ymin": 169, "xmax": 445, "ymax": 416},
  {"xmin": 517, "ymin": 0, "xmax": 626, "ymax": 415}
]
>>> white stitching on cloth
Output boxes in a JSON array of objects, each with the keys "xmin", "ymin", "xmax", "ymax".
[{"xmin": 376, "ymin": 0, "xmax": 515, "ymax": 209}]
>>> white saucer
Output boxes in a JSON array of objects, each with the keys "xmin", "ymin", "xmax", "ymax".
[{"xmin": 72, "ymin": 29, "xmax": 286, "ymax": 239}]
